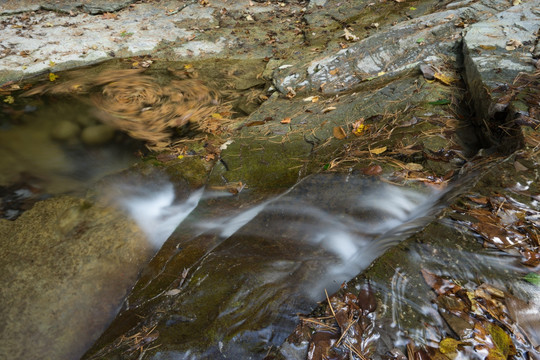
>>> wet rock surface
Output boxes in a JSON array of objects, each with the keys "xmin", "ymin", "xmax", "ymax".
[
  {"xmin": 0, "ymin": 0, "xmax": 539, "ymax": 359},
  {"xmin": 0, "ymin": 196, "xmax": 152, "ymax": 360}
]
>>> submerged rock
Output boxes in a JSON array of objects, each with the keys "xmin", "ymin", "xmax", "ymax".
[{"xmin": 0, "ymin": 196, "xmax": 152, "ymax": 360}]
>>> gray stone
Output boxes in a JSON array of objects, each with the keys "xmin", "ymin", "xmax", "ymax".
[
  {"xmin": 274, "ymin": 0, "xmax": 510, "ymax": 95},
  {"xmin": 0, "ymin": 0, "xmax": 135, "ymax": 15},
  {"xmin": 462, "ymin": 1, "xmax": 539, "ymax": 119}
]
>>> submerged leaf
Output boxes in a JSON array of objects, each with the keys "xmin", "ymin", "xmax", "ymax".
[{"xmin": 523, "ymin": 272, "xmax": 540, "ymax": 286}]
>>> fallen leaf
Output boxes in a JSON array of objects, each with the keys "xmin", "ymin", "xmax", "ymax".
[
  {"xmin": 479, "ymin": 45, "xmax": 497, "ymax": 50},
  {"xmin": 362, "ymin": 165, "xmax": 382, "ymax": 176},
  {"xmin": 405, "ymin": 162, "xmax": 423, "ymax": 171},
  {"xmin": 49, "ymin": 60, "xmax": 56, "ymax": 67},
  {"xmin": 343, "ymin": 28, "xmax": 359, "ymax": 41},
  {"xmin": 512, "ymin": 0, "xmax": 521, "ymax": 4},
  {"xmin": 370, "ymin": 146, "xmax": 387, "ymax": 155},
  {"xmin": 278, "ymin": 64, "xmax": 293, "ymax": 70},
  {"xmin": 303, "ymin": 96, "xmax": 319, "ymax": 102},
  {"xmin": 523, "ymin": 272, "xmax": 540, "ymax": 286},
  {"xmin": 211, "ymin": 113, "xmax": 223, "ymax": 119},
  {"xmin": 416, "ymin": 38, "xmax": 425, "ymax": 44},
  {"xmin": 506, "ymin": 39, "xmax": 523, "ymax": 51},
  {"xmin": 333, "ymin": 126, "xmax": 347, "ymax": 139},
  {"xmin": 102, "ymin": 12, "xmax": 118, "ymax": 20},
  {"xmin": 428, "ymin": 99, "xmax": 451, "ymax": 105},
  {"xmin": 514, "ymin": 161, "xmax": 528, "ymax": 172},
  {"xmin": 434, "ymin": 72, "xmax": 457, "ymax": 85},
  {"xmin": 281, "ymin": 117, "xmax": 291, "ymax": 124},
  {"xmin": 322, "ymin": 106, "xmax": 336, "ymax": 113},
  {"xmin": 352, "ymin": 119, "xmax": 366, "ymax": 136},
  {"xmin": 439, "ymin": 338, "xmax": 462, "ymax": 355},
  {"xmin": 3, "ymin": 95, "xmax": 14, "ymax": 104},
  {"xmin": 165, "ymin": 289, "xmax": 181, "ymax": 296},
  {"xmin": 48, "ymin": 73, "xmax": 59, "ymax": 82},
  {"xmin": 329, "ymin": 69, "xmax": 339, "ymax": 76}
]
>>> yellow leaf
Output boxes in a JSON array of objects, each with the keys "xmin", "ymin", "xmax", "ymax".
[
  {"xmin": 370, "ymin": 146, "xmax": 387, "ymax": 155},
  {"xmin": 479, "ymin": 45, "xmax": 497, "ymax": 50},
  {"xmin": 48, "ymin": 73, "xmax": 59, "ymax": 82},
  {"xmin": 405, "ymin": 162, "xmax": 423, "ymax": 171},
  {"xmin": 49, "ymin": 60, "xmax": 56, "ymax": 67},
  {"xmin": 439, "ymin": 338, "xmax": 461, "ymax": 354},
  {"xmin": 184, "ymin": 64, "xmax": 193, "ymax": 69},
  {"xmin": 352, "ymin": 119, "xmax": 366, "ymax": 136},
  {"xmin": 177, "ymin": 155, "xmax": 184, "ymax": 159},
  {"xmin": 3, "ymin": 95, "xmax": 15, "ymax": 104},
  {"xmin": 333, "ymin": 126, "xmax": 347, "ymax": 139},
  {"xmin": 512, "ymin": 0, "xmax": 521, "ymax": 5},
  {"xmin": 211, "ymin": 113, "xmax": 223, "ymax": 119},
  {"xmin": 434, "ymin": 72, "xmax": 457, "ymax": 85},
  {"xmin": 377, "ymin": 71, "xmax": 386, "ymax": 76}
]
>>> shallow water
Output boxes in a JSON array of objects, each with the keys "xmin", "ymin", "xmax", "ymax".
[{"xmin": 116, "ymin": 174, "xmax": 449, "ymax": 359}]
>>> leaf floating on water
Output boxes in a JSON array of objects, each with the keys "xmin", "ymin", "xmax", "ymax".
[
  {"xmin": 428, "ymin": 99, "xmax": 451, "ymax": 105},
  {"xmin": 333, "ymin": 126, "xmax": 347, "ymax": 139},
  {"xmin": 48, "ymin": 72, "xmax": 59, "ymax": 82},
  {"xmin": 370, "ymin": 146, "xmax": 387, "ymax": 155},
  {"xmin": 439, "ymin": 338, "xmax": 462, "ymax": 355}
]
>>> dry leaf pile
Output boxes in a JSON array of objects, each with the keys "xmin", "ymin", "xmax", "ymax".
[{"xmin": 24, "ymin": 68, "xmax": 232, "ymax": 150}]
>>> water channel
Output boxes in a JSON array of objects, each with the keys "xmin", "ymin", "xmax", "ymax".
[{"xmin": 1, "ymin": 63, "xmax": 538, "ymax": 360}]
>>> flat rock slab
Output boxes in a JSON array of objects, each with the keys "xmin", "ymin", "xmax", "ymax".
[
  {"xmin": 0, "ymin": 0, "xmax": 135, "ymax": 15},
  {"xmin": 463, "ymin": 1, "xmax": 539, "ymax": 119},
  {"xmin": 273, "ymin": 0, "xmax": 511, "ymax": 95}
]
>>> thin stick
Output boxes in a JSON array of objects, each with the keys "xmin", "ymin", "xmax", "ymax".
[
  {"xmin": 324, "ymin": 289, "xmax": 336, "ymax": 319},
  {"xmin": 336, "ymin": 319, "xmax": 355, "ymax": 346}
]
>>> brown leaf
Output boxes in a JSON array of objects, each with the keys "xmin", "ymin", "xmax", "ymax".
[
  {"xmin": 333, "ymin": 126, "xmax": 347, "ymax": 139},
  {"xmin": 362, "ymin": 165, "xmax": 382, "ymax": 176},
  {"xmin": 280, "ymin": 117, "xmax": 291, "ymax": 124},
  {"xmin": 322, "ymin": 106, "xmax": 337, "ymax": 113}
]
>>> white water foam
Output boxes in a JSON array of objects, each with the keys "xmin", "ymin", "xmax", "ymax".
[{"xmin": 113, "ymin": 182, "xmax": 203, "ymax": 248}]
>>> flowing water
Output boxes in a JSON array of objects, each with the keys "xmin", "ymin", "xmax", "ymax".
[{"xmin": 2, "ymin": 66, "xmax": 538, "ymax": 360}]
